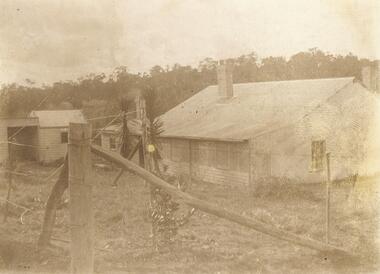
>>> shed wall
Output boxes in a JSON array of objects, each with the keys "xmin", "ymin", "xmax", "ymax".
[
  {"xmin": 38, "ymin": 128, "xmax": 67, "ymax": 163},
  {"xmin": 101, "ymin": 134, "xmax": 111, "ymax": 151},
  {"xmin": 100, "ymin": 133, "xmax": 122, "ymax": 152}
]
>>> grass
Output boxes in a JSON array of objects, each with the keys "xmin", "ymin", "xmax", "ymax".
[{"xmin": 0, "ymin": 158, "xmax": 379, "ymax": 273}]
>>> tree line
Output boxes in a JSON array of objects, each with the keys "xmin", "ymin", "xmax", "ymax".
[{"xmin": 0, "ymin": 48, "xmax": 372, "ymax": 123}]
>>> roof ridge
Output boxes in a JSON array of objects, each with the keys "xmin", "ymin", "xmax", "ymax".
[
  {"xmin": 31, "ymin": 109, "xmax": 83, "ymax": 112},
  {"xmin": 206, "ymin": 76, "xmax": 354, "ymax": 88},
  {"xmin": 161, "ymin": 76, "xmax": 359, "ymax": 139}
]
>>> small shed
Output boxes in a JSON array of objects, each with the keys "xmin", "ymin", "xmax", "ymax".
[
  {"xmin": 99, "ymin": 118, "xmax": 142, "ymax": 153},
  {"xmin": 29, "ymin": 110, "xmax": 86, "ymax": 163},
  {"xmin": 100, "ymin": 124, "xmax": 122, "ymax": 152}
]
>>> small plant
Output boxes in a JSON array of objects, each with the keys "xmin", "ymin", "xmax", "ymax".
[
  {"xmin": 150, "ymin": 174, "xmax": 195, "ymax": 247},
  {"xmin": 142, "ymin": 86, "xmax": 195, "ymax": 249}
]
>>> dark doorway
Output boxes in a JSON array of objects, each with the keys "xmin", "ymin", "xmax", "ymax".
[{"xmin": 7, "ymin": 126, "xmax": 38, "ymax": 161}]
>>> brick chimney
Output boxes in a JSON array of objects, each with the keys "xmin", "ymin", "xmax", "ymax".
[
  {"xmin": 361, "ymin": 60, "xmax": 380, "ymax": 93},
  {"xmin": 217, "ymin": 60, "xmax": 234, "ymax": 98}
]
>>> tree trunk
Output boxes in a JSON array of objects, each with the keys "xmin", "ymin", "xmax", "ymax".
[{"xmin": 38, "ymin": 156, "xmax": 68, "ymax": 248}]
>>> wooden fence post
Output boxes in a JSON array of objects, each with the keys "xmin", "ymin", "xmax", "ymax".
[
  {"xmin": 68, "ymin": 123, "xmax": 94, "ymax": 274},
  {"xmin": 248, "ymin": 139, "xmax": 255, "ymax": 193},
  {"xmin": 3, "ymin": 142, "xmax": 14, "ymax": 222},
  {"xmin": 325, "ymin": 152, "xmax": 331, "ymax": 244},
  {"xmin": 188, "ymin": 140, "xmax": 193, "ymax": 187}
]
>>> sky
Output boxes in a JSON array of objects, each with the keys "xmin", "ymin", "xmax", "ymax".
[{"xmin": 0, "ymin": 0, "xmax": 379, "ymax": 85}]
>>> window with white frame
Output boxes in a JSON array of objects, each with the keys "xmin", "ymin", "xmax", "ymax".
[
  {"xmin": 215, "ymin": 142, "xmax": 229, "ymax": 169},
  {"xmin": 109, "ymin": 136, "xmax": 117, "ymax": 150},
  {"xmin": 61, "ymin": 130, "xmax": 68, "ymax": 143},
  {"xmin": 311, "ymin": 140, "xmax": 326, "ymax": 172}
]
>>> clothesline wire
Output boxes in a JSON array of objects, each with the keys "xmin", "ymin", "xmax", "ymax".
[
  {"xmin": 87, "ymin": 111, "xmax": 136, "ymax": 121},
  {"xmin": 91, "ymin": 112, "xmax": 122, "ymax": 140},
  {"xmin": 4, "ymin": 111, "xmax": 123, "ymax": 183},
  {"xmin": 1, "ymin": 141, "xmax": 48, "ymax": 149},
  {"xmin": 8, "ymin": 94, "xmax": 51, "ymax": 140},
  {"xmin": 2, "ymin": 113, "xmax": 122, "ymax": 150}
]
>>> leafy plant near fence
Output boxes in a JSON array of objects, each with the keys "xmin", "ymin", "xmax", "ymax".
[{"xmin": 142, "ymin": 86, "xmax": 195, "ymax": 249}]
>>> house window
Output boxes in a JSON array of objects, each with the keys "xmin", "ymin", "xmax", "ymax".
[
  {"xmin": 190, "ymin": 142, "xmax": 199, "ymax": 163},
  {"xmin": 159, "ymin": 139, "xmax": 171, "ymax": 159},
  {"xmin": 198, "ymin": 143, "xmax": 209, "ymax": 165},
  {"xmin": 239, "ymin": 152, "xmax": 249, "ymax": 172},
  {"xmin": 208, "ymin": 142, "xmax": 216, "ymax": 167},
  {"xmin": 171, "ymin": 139, "xmax": 188, "ymax": 162},
  {"xmin": 311, "ymin": 140, "xmax": 326, "ymax": 171},
  {"xmin": 228, "ymin": 143, "xmax": 249, "ymax": 172},
  {"xmin": 109, "ymin": 136, "xmax": 116, "ymax": 150},
  {"xmin": 61, "ymin": 131, "xmax": 68, "ymax": 143},
  {"xmin": 259, "ymin": 153, "xmax": 271, "ymax": 177},
  {"xmin": 215, "ymin": 142, "xmax": 229, "ymax": 169}
]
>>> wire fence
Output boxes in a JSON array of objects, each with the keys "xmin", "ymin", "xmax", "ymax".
[
  {"xmin": 1, "ymin": 112, "xmax": 122, "ymax": 185},
  {"xmin": 92, "ymin": 112, "xmax": 122, "ymax": 140},
  {"xmin": 0, "ymin": 141, "xmax": 49, "ymax": 149},
  {"xmin": 87, "ymin": 111, "xmax": 136, "ymax": 121},
  {"xmin": 7, "ymin": 94, "xmax": 51, "ymax": 141}
]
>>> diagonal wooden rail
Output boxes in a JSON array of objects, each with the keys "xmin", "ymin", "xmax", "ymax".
[{"xmin": 91, "ymin": 144, "xmax": 351, "ymax": 256}]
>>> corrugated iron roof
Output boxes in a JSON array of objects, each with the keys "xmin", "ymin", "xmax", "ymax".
[
  {"xmin": 29, "ymin": 110, "xmax": 86, "ymax": 128},
  {"xmin": 159, "ymin": 77, "xmax": 355, "ymax": 140}
]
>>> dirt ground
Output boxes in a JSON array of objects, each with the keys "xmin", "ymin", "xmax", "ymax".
[{"xmin": 0, "ymin": 157, "xmax": 379, "ymax": 273}]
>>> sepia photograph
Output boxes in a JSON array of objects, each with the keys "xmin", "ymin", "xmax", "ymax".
[{"xmin": 0, "ymin": 0, "xmax": 379, "ymax": 273}]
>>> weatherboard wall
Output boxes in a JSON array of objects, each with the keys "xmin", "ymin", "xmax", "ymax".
[
  {"xmin": 37, "ymin": 127, "xmax": 68, "ymax": 163},
  {"xmin": 159, "ymin": 138, "xmax": 249, "ymax": 185}
]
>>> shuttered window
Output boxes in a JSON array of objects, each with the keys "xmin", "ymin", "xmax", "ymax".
[
  {"xmin": 171, "ymin": 139, "xmax": 189, "ymax": 162},
  {"xmin": 238, "ymin": 150, "xmax": 249, "ymax": 172},
  {"xmin": 190, "ymin": 141, "xmax": 199, "ymax": 163},
  {"xmin": 229, "ymin": 145, "xmax": 239, "ymax": 171},
  {"xmin": 109, "ymin": 136, "xmax": 116, "ymax": 150},
  {"xmin": 198, "ymin": 143, "xmax": 209, "ymax": 165},
  {"xmin": 215, "ymin": 142, "xmax": 229, "ymax": 169},
  {"xmin": 159, "ymin": 139, "xmax": 171, "ymax": 159},
  {"xmin": 208, "ymin": 142, "xmax": 217, "ymax": 166},
  {"xmin": 229, "ymin": 143, "xmax": 249, "ymax": 172},
  {"xmin": 311, "ymin": 140, "xmax": 326, "ymax": 171}
]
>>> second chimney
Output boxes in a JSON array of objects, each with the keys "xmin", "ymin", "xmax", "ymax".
[
  {"xmin": 361, "ymin": 60, "xmax": 380, "ymax": 93},
  {"xmin": 217, "ymin": 60, "xmax": 234, "ymax": 98}
]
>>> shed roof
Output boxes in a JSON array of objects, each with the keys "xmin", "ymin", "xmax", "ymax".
[
  {"xmin": 0, "ymin": 117, "xmax": 39, "ymax": 127},
  {"xmin": 29, "ymin": 110, "xmax": 86, "ymax": 128},
  {"xmin": 159, "ymin": 77, "xmax": 355, "ymax": 140}
]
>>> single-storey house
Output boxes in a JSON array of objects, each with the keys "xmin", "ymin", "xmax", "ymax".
[
  {"xmin": 0, "ymin": 109, "xmax": 86, "ymax": 165},
  {"xmin": 157, "ymin": 61, "xmax": 380, "ymax": 186}
]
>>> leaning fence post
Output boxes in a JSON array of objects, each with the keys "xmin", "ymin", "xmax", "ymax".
[{"xmin": 68, "ymin": 122, "xmax": 94, "ymax": 274}]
